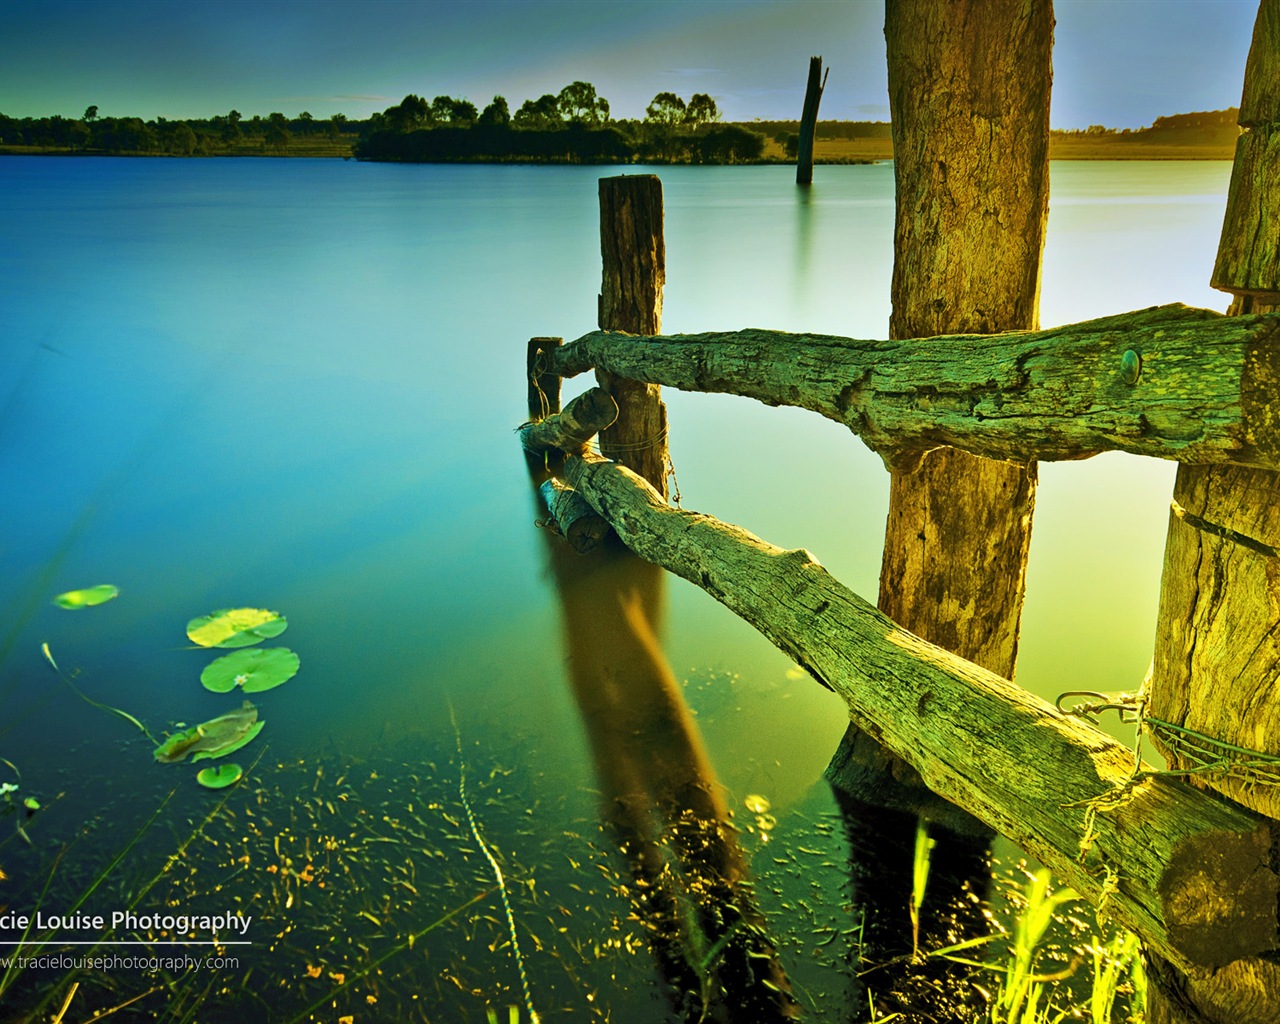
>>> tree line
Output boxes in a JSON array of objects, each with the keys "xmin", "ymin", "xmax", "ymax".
[
  {"xmin": 0, "ymin": 106, "xmax": 356, "ymax": 155},
  {"xmin": 355, "ymin": 82, "xmax": 767, "ymax": 164},
  {"xmin": 0, "ymin": 82, "xmax": 769, "ymax": 164}
]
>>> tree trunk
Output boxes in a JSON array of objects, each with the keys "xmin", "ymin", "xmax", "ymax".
[{"xmin": 1148, "ymin": 4, "xmax": 1280, "ymax": 1019}]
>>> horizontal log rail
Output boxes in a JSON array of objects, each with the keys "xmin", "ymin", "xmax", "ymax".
[
  {"xmin": 548, "ymin": 303, "xmax": 1280, "ymax": 473},
  {"xmin": 521, "ymin": 390, "xmax": 1280, "ymax": 976}
]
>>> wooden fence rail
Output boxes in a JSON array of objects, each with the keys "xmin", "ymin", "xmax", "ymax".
[{"xmin": 548, "ymin": 303, "xmax": 1280, "ymax": 473}]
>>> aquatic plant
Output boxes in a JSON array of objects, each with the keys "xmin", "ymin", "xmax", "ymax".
[
  {"xmin": 186, "ymin": 607, "xmax": 287, "ymax": 648},
  {"xmin": 200, "ymin": 647, "xmax": 300, "ymax": 694},
  {"xmin": 41, "ymin": 642, "xmax": 158, "ymax": 745},
  {"xmin": 196, "ymin": 763, "xmax": 243, "ymax": 789},
  {"xmin": 909, "ymin": 819, "xmax": 936, "ymax": 958},
  {"xmin": 452, "ymin": 703, "xmax": 540, "ymax": 1024},
  {"xmin": 153, "ymin": 702, "xmax": 264, "ymax": 763},
  {"xmin": 51, "ymin": 584, "xmax": 119, "ymax": 609}
]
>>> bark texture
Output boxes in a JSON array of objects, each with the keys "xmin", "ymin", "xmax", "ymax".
[
  {"xmin": 597, "ymin": 175, "xmax": 668, "ymax": 495},
  {"xmin": 537, "ymin": 449, "xmax": 1280, "ymax": 976},
  {"xmin": 878, "ymin": 0, "xmax": 1052, "ymax": 680},
  {"xmin": 1148, "ymin": 5, "xmax": 1280, "ymax": 1020},
  {"xmin": 549, "ymin": 305, "xmax": 1280, "ymax": 472}
]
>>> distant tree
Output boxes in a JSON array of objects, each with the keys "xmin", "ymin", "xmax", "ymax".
[
  {"xmin": 166, "ymin": 122, "xmax": 198, "ymax": 156},
  {"xmin": 478, "ymin": 96, "xmax": 511, "ymax": 127},
  {"xmin": 83, "ymin": 105, "xmax": 98, "ymax": 123},
  {"xmin": 267, "ymin": 112, "xmax": 289, "ymax": 128},
  {"xmin": 297, "ymin": 111, "xmax": 314, "ymax": 134},
  {"xmin": 645, "ymin": 92, "xmax": 687, "ymax": 125},
  {"xmin": 685, "ymin": 93, "xmax": 720, "ymax": 126},
  {"xmin": 219, "ymin": 113, "xmax": 243, "ymax": 146},
  {"xmin": 512, "ymin": 94, "xmax": 560, "ymax": 131},
  {"xmin": 66, "ymin": 119, "xmax": 90, "ymax": 150},
  {"xmin": 264, "ymin": 123, "xmax": 290, "ymax": 153},
  {"xmin": 327, "ymin": 112, "xmax": 348, "ymax": 138},
  {"xmin": 385, "ymin": 94, "xmax": 433, "ymax": 132},
  {"xmin": 698, "ymin": 125, "xmax": 765, "ymax": 163},
  {"xmin": 431, "ymin": 95, "xmax": 478, "ymax": 127},
  {"xmin": 556, "ymin": 81, "xmax": 609, "ymax": 126}
]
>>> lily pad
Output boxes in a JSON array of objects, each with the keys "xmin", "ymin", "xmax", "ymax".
[
  {"xmin": 196, "ymin": 764, "xmax": 243, "ymax": 789},
  {"xmin": 186, "ymin": 608, "xmax": 287, "ymax": 649},
  {"xmin": 53, "ymin": 584, "xmax": 119, "ymax": 610},
  {"xmin": 154, "ymin": 701, "xmax": 263, "ymax": 763},
  {"xmin": 200, "ymin": 648, "xmax": 300, "ymax": 694}
]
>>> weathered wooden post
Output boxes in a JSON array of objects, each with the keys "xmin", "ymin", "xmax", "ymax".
[
  {"xmin": 827, "ymin": 0, "xmax": 1052, "ymax": 820},
  {"xmin": 824, "ymin": 2, "xmax": 1051, "ymax": 1014},
  {"xmin": 796, "ymin": 55, "xmax": 828, "ymax": 186},
  {"xmin": 1147, "ymin": 3, "xmax": 1280, "ymax": 1021},
  {"xmin": 596, "ymin": 175, "xmax": 669, "ymax": 496}
]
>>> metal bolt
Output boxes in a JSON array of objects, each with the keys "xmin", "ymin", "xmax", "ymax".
[{"xmin": 1120, "ymin": 349, "xmax": 1142, "ymax": 386}]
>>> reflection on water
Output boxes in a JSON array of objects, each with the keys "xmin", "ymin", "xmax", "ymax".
[{"xmin": 0, "ymin": 157, "xmax": 1233, "ymax": 1020}]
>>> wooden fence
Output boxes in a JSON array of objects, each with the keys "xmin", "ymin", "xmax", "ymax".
[{"xmin": 519, "ymin": 4, "xmax": 1280, "ymax": 1021}]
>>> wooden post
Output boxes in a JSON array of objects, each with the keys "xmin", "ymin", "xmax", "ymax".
[
  {"xmin": 796, "ymin": 56, "xmax": 827, "ymax": 186},
  {"xmin": 597, "ymin": 175, "xmax": 669, "ymax": 497},
  {"xmin": 1148, "ymin": 3, "xmax": 1280, "ymax": 1021},
  {"xmin": 828, "ymin": 0, "xmax": 1052, "ymax": 825}
]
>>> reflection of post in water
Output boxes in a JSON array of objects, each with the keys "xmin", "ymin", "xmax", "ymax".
[
  {"xmin": 826, "ymin": 753, "xmax": 992, "ymax": 1021},
  {"xmin": 526, "ymin": 341, "xmax": 797, "ymax": 1021}
]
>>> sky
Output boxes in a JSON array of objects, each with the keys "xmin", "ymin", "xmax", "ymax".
[{"xmin": 0, "ymin": 0, "xmax": 1262, "ymax": 129}]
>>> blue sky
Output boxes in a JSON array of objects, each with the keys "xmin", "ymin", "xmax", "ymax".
[{"xmin": 0, "ymin": 0, "xmax": 1261, "ymax": 127}]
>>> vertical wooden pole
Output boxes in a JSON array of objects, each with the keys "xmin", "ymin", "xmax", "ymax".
[
  {"xmin": 829, "ymin": 0, "xmax": 1051, "ymax": 809},
  {"xmin": 597, "ymin": 175, "xmax": 669, "ymax": 497},
  {"xmin": 826, "ymin": 5, "xmax": 1050, "ymax": 1016},
  {"xmin": 796, "ymin": 56, "xmax": 827, "ymax": 186},
  {"xmin": 1147, "ymin": 3, "xmax": 1280, "ymax": 1021}
]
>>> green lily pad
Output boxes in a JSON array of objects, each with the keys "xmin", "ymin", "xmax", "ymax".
[
  {"xmin": 154, "ymin": 702, "xmax": 263, "ymax": 763},
  {"xmin": 196, "ymin": 764, "xmax": 243, "ymax": 789},
  {"xmin": 53, "ymin": 584, "xmax": 119, "ymax": 609},
  {"xmin": 200, "ymin": 648, "xmax": 300, "ymax": 694},
  {"xmin": 186, "ymin": 608, "xmax": 287, "ymax": 648}
]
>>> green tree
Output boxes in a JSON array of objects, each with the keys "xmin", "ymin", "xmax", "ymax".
[
  {"xmin": 685, "ymin": 93, "xmax": 720, "ymax": 126},
  {"xmin": 512, "ymin": 94, "xmax": 560, "ymax": 130},
  {"xmin": 83, "ymin": 104, "xmax": 98, "ymax": 123},
  {"xmin": 385, "ymin": 94, "xmax": 432, "ymax": 132},
  {"xmin": 264, "ymin": 123, "xmax": 290, "ymax": 153},
  {"xmin": 556, "ymin": 81, "xmax": 609, "ymax": 126},
  {"xmin": 297, "ymin": 111, "xmax": 313, "ymax": 134},
  {"xmin": 327, "ymin": 113, "xmax": 348, "ymax": 138},
  {"xmin": 478, "ymin": 96, "xmax": 510, "ymax": 127},
  {"xmin": 645, "ymin": 92, "xmax": 687, "ymax": 125},
  {"xmin": 431, "ymin": 95, "xmax": 477, "ymax": 127}
]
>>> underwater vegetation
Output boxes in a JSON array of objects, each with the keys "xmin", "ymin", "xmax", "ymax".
[
  {"xmin": 44, "ymin": 596, "xmax": 299, "ymax": 791},
  {"xmin": 2, "ymin": 596, "xmax": 1146, "ymax": 1022}
]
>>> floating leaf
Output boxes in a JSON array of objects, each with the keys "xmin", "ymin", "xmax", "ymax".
[
  {"xmin": 154, "ymin": 701, "xmax": 262, "ymax": 763},
  {"xmin": 201, "ymin": 648, "xmax": 300, "ymax": 694},
  {"xmin": 53, "ymin": 584, "xmax": 119, "ymax": 610},
  {"xmin": 197, "ymin": 764, "xmax": 243, "ymax": 789},
  {"xmin": 186, "ymin": 608, "xmax": 287, "ymax": 649},
  {"xmin": 22, "ymin": 797, "xmax": 40, "ymax": 812}
]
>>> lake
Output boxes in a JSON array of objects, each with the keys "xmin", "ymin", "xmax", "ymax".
[{"xmin": 0, "ymin": 157, "xmax": 1232, "ymax": 1021}]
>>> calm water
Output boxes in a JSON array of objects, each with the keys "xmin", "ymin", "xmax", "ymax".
[{"xmin": 0, "ymin": 157, "xmax": 1232, "ymax": 1021}]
